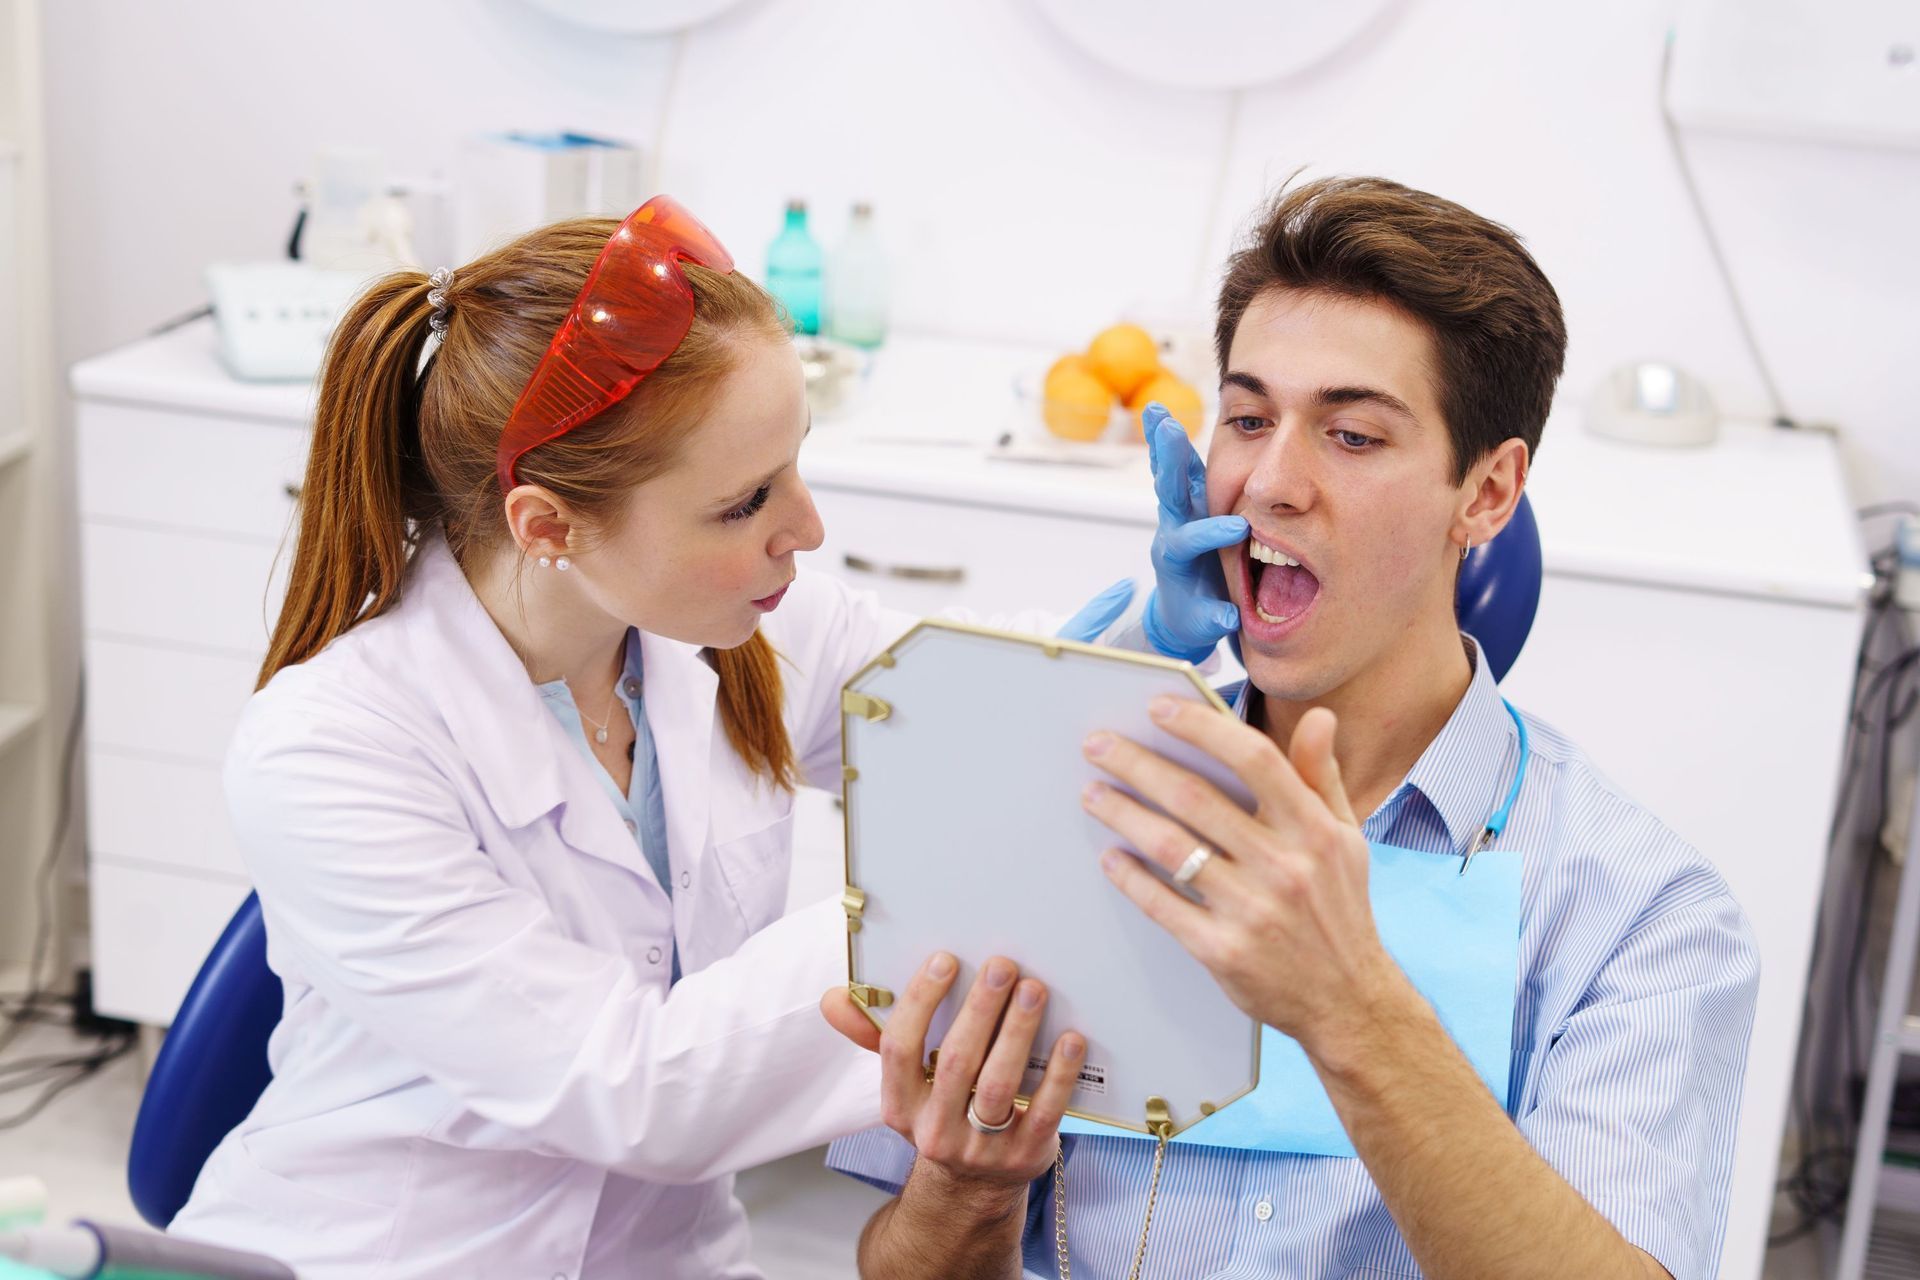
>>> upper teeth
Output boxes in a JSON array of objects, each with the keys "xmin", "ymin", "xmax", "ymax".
[{"xmin": 1249, "ymin": 540, "xmax": 1300, "ymax": 568}]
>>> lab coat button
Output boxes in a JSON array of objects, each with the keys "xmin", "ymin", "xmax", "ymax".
[
  {"xmin": 647, "ymin": 946, "xmax": 663, "ymax": 964},
  {"xmin": 680, "ymin": 870, "xmax": 691, "ymax": 889},
  {"xmin": 1254, "ymin": 1198, "xmax": 1273, "ymax": 1222},
  {"xmin": 623, "ymin": 677, "xmax": 641, "ymax": 697}
]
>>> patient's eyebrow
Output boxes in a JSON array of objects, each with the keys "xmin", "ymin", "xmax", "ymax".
[
  {"xmin": 1222, "ymin": 371, "xmax": 1418, "ymax": 425},
  {"xmin": 1316, "ymin": 385, "xmax": 1418, "ymax": 423},
  {"xmin": 1220, "ymin": 370, "xmax": 1271, "ymax": 399}
]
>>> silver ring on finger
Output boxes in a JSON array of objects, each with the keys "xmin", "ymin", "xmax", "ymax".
[
  {"xmin": 967, "ymin": 1096, "xmax": 1016, "ymax": 1133},
  {"xmin": 1173, "ymin": 843, "xmax": 1214, "ymax": 887}
]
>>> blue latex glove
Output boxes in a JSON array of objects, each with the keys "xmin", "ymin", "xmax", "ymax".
[
  {"xmin": 1056, "ymin": 577, "xmax": 1136, "ymax": 644},
  {"xmin": 1140, "ymin": 403, "xmax": 1247, "ymax": 664}
]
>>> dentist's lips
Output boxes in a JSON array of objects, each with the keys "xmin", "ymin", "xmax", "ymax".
[{"xmin": 752, "ymin": 583, "xmax": 792, "ymax": 612}]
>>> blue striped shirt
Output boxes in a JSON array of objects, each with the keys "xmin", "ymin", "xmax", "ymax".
[{"xmin": 827, "ymin": 638, "xmax": 1759, "ymax": 1279}]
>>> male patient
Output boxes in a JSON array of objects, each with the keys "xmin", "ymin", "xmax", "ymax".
[{"xmin": 821, "ymin": 176, "xmax": 1759, "ymax": 1279}]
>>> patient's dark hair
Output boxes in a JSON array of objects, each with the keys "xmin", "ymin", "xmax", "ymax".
[{"xmin": 1215, "ymin": 175, "xmax": 1567, "ymax": 482}]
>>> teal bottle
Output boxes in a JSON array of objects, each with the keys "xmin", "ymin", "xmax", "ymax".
[{"xmin": 765, "ymin": 200, "xmax": 823, "ymax": 336}]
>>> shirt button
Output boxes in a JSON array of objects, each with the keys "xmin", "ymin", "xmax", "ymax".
[
  {"xmin": 623, "ymin": 677, "xmax": 641, "ymax": 697},
  {"xmin": 679, "ymin": 870, "xmax": 691, "ymax": 889},
  {"xmin": 1254, "ymin": 1198, "xmax": 1273, "ymax": 1222},
  {"xmin": 646, "ymin": 946, "xmax": 663, "ymax": 965}
]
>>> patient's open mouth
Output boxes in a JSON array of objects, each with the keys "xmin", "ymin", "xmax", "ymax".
[{"xmin": 1242, "ymin": 536, "xmax": 1321, "ymax": 636}]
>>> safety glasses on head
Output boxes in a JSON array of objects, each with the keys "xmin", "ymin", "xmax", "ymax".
[{"xmin": 495, "ymin": 195, "xmax": 735, "ymax": 493}]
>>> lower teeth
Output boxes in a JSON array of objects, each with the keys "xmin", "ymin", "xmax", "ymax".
[{"xmin": 1255, "ymin": 605, "xmax": 1290, "ymax": 625}]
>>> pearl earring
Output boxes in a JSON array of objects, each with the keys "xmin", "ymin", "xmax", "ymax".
[
  {"xmin": 537, "ymin": 555, "xmax": 551, "ymax": 569},
  {"xmin": 556, "ymin": 556, "xmax": 572, "ymax": 572}
]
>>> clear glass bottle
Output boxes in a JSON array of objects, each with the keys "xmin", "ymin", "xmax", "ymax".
[
  {"xmin": 827, "ymin": 201, "xmax": 890, "ymax": 349},
  {"xmin": 765, "ymin": 199, "xmax": 824, "ymax": 336}
]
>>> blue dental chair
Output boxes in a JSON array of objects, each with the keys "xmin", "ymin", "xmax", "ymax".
[
  {"xmin": 125, "ymin": 494, "xmax": 1543, "ymax": 1229},
  {"xmin": 128, "ymin": 891, "xmax": 277, "ymax": 1227}
]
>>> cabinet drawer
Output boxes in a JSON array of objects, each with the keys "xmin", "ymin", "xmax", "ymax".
[
  {"xmin": 84, "ymin": 638, "xmax": 259, "ymax": 765},
  {"xmin": 86, "ymin": 750, "xmax": 244, "ymax": 877},
  {"xmin": 81, "ymin": 522, "xmax": 286, "ymax": 654},
  {"xmin": 89, "ymin": 860, "xmax": 251, "ymax": 1025},
  {"xmin": 76, "ymin": 400, "xmax": 306, "ymax": 539},
  {"xmin": 806, "ymin": 486, "xmax": 1154, "ymax": 620}
]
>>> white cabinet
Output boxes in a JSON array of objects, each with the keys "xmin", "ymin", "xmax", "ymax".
[
  {"xmin": 70, "ymin": 323, "xmax": 1865, "ymax": 1280},
  {"xmin": 70, "ymin": 337, "xmax": 307, "ymax": 1023}
]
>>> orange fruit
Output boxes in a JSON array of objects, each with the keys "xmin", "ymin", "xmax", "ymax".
[
  {"xmin": 1042, "ymin": 355, "xmax": 1115, "ymax": 441},
  {"xmin": 1128, "ymin": 372, "xmax": 1204, "ymax": 440},
  {"xmin": 1086, "ymin": 323, "xmax": 1161, "ymax": 400}
]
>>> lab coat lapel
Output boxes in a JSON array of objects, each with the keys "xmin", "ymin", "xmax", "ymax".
[
  {"xmin": 639, "ymin": 630, "xmax": 716, "ymax": 879},
  {"xmin": 399, "ymin": 539, "xmax": 662, "ymax": 885}
]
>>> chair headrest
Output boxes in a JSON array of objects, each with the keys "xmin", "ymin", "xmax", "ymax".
[{"xmin": 1456, "ymin": 492, "xmax": 1542, "ymax": 683}]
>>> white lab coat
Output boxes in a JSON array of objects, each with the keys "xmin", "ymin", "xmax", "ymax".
[{"xmin": 169, "ymin": 536, "xmax": 949, "ymax": 1279}]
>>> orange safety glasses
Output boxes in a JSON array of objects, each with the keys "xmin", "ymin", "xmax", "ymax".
[{"xmin": 495, "ymin": 195, "xmax": 735, "ymax": 493}]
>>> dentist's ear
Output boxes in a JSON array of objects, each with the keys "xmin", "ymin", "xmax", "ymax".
[{"xmin": 504, "ymin": 484, "xmax": 577, "ymax": 565}]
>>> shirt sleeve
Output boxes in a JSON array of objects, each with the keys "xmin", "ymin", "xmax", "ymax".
[
  {"xmin": 1516, "ymin": 873, "xmax": 1759, "ymax": 1280},
  {"xmin": 825, "ymin": 1125, "xmax": 918, "ymax": 1196}
]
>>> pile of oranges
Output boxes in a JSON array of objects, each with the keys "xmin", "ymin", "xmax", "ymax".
[{"xmin": 1042, "ymin": 323, "xmax": 1203, "ymax": 443}]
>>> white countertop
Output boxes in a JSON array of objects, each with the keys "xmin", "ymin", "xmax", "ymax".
[{"xmin": 70, "ymin": 320, "xmax": 1870, "ymax": 608}]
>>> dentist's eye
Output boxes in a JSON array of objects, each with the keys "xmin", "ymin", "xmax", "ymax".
[
  {"xmin": 1227, "ymin": 415, "xmax": 1269, "ymax": 435},
  {"xmin": 1333, "ymin": 429, "xmax": 1381, "ymax": 450},
  {"xmin": 723, "ymin": 485, "xmax": 771, "ymax": 523}
]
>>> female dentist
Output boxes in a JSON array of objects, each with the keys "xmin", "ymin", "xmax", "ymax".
[{"xmin": 167, "ymin": 198, "xmax": 1243, "ymax": 1279}]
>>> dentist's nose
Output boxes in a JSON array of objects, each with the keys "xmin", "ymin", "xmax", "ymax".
[{"xmin": 770, "ymin": 481, "xmax": 826, "ymax": 558}]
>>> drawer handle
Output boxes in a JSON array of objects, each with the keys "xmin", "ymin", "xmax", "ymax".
[
  {"xmin": 841, "ymin": 554, "xmax": 965, "ymax": 584},
  {"xmin": 283, "ymin": 483, "xmax": 303, "ymax": 501}
]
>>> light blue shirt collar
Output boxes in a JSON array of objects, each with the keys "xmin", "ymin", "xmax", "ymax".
[{"xmin": 1224, "ymin": 634, "xmax": 1521, "ymax": 857}]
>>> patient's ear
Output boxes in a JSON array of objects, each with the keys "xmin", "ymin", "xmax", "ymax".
[{"xmin": 821, "ymin": 988, "xmax": 883, "ymax": 1052}]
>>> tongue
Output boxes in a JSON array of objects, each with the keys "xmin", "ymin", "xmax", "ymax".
[{"xmin": 1256, "ymin": 562, "xmax": 1320, "ymax": 620}]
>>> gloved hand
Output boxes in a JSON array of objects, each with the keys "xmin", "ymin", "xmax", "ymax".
[
  {"xmin": 1056, "ymin": 577, "xmax": 1136, "ymax": 645},
  {"xmin": 1140, "ymin": 403, "xmax": 1247, "ymax": 664}
]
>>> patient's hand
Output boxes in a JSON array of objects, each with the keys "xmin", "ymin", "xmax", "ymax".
[{"xmin": 821, "ymin": 953, "xmax": 1084, "ymax": 1190}]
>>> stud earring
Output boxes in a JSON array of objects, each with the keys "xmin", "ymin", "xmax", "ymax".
[
  {"xmin": 537, "ymin": 555, "xmax": 551, "ymax": 569},
  {"xmin": 556, "ymin": 556, "xmax": 572, "ymax": 572}
]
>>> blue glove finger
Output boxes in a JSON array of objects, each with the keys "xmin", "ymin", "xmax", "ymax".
[
  {"xmin": 1151, "ymin": 410, "xmax": 1210, "ymax": 520},
  {"xmin": 1186, "ymin": 421, "xmax": 1209, "ymax": 514},
  {"xmin": 1146, "ymin": 406, "xmax": 1194, "ymax": 519},
  {"xmin": 1162, "ymin": 514, "xmax": 1249, "ymax": 566},
  {"xmin": 1212, "ymin": 601, "xmax": 1242, "ymax": 635},
  {"xmin": 1056, "ymin": 577, "xmax": 1137, "ymax": 644}
]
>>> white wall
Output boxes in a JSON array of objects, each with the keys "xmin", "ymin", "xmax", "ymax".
[{"xmin": 39, "ymin": 0, "xmax": 1920, "ymax": 504}]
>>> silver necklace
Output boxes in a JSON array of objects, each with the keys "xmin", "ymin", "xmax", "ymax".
[{"xmin": 575, "ymin": 684, "xmax": 621, "ymax": 745}]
